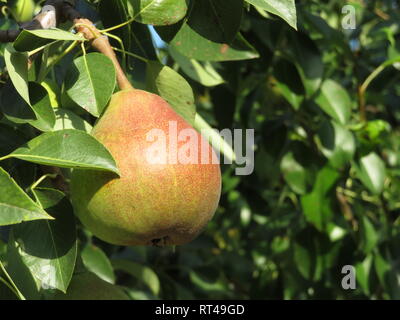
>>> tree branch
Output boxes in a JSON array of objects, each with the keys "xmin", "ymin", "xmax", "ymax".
[{"xmin": 74, "ymin": 18, "xmax": 133, "ymax": 90}]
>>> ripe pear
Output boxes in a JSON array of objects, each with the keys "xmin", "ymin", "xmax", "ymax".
[
  {"xmin": 70, "ymin": 89, "xmax": 222, "ymax": 246},
  {"xmin": 54, "ymin": 272, "xmax": 129, "ymax": 300}
]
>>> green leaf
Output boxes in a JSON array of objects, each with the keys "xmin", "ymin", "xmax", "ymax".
[
  {"xmin": 272, "ymin": 59, "xmax": 304, "ymax": 110},
  {"xmin": 327, "ymin": 223, "xmax": 347, "ymax": 242},
  {"xmin": 65, "ymin": 53, "xmax": 116, "ymax": 117},
  {"xmin": 53, "ymin": 108, "xmax": 93, "ymax": 132},
  {"xmin": 41, "ymin": 78, "xmax": 60, "ymax": 108},
  {"xmin": 171, "ymin": 30, "xmax": 259, "ymax": 62},
  {"xmin": 189, "ymin": 270, "xmax": 229, "ymax": 293},
  {"xmin": 302, "ymin": 12, "xmax": 351, "ymax": 55},
  {"xmin": 81, "ymin": 244, "xmax": 116, "ymax": 284},
  {"xmin": 14, "ymin": 28, "xmax": 85, "ymax": 52},
  {"xmin": 2, "ymin": 45, "xmax": 55, "ymax": 131},
  {"xmin": 281, "ymin": 151, "xmax": 309, "ymax": 195},
  {"xmin": 146, "ymin": 61, "xmax": 196, "ymax": 124},
  {"xmin": 246, "ymin": 0, "xmax": 297, "ymax": 29},
  {"xmin": 363, "ymin": 119, "xmax": 391, "ymax": 142},
  {"xmin": 184, "ymin": 0, "xmax": 243, "ymax": 43},
  {"xmin": 169, "ymin": 46, "xmax": 224, "ymax": 87},
  {"xmin": 354, "ymin": 152, "xmax": 386, "ymax": 195},
  {"xmin": 192, "ymin": 113, "xmax": 236, "ymax": 163},
  {"xmin": 317, "ymin": 121, "xmax": 356, "ymax": 168},
  {"xmin": 168, "ymin": 0, "xmax": 258, "ymax": 61},
  {"xmin": 0, "ymin": 81, "xmax": 56, "ymax": 132},
  {"xmin": 293, "ymin": 231, "xmax": 315, "ymax": 280},
  {"xmin": 289, "ymin": 33, "xmax": 323, "ymax": 97},
  {"xmin": 6, "ymin": 231, "xmax": 41, "ymax": 300},
  {"xmin": 355, "ymin": 255, "xmax": 373, "ymax": 296},
  {"xmin": 280, "ymin": 142, "xmax": 317, "ymax": 195},
  {"xmin": 27, "ymin": 82, "xmax": 56, "ymax": 132},
  {"xmin": 374, "ymin": 252, "xmax": 400, "ymax": 299},
  {"xmin": 112, "ymin": 259, "xmax": 160, "ymax": 296},
  {"xmin": 99, "ymin": 0, "xmax": 157, "ymax": 62},
  {"xmin": 54, "ymin": 271, "xmax": 129, "ymax": 300},
  {"xmin": 359, "ymin": 216, "xmax": 379, "ymax": 254},
  {"xmin": 0, "ymin": 168, "xmax": 52, "ymax": 226},
  {"xmin": 128, "ymin": 0, "xmax": 188, "ymax": 26},
  {"xmin": 4, "ymin": 44, "xmax": 30, "ymax": 104},
  {"xmin": 193, "ymin": 113, "xmax": 236, "ymax": 163},
  {"xmin": 316, "ymin": 79, "xmax": 352, "ymax": 125},
  {"xmin": 5, "ymin": 129, "xmax": 119, "ymax": 174},
  {"xmin": 155, "ymin": 22, "xmax": 183, "ymax": 43},
  {"xmin": 301, "ymin": 166, "xmax": 340, "ymax": 231},
  {"xmin": 11, "ymin": 188, "xmax": 77, "ymax": 292}
]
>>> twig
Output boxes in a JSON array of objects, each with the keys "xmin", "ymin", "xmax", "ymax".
[
  {"xmin": 40, "ymin": 166, "xmax": 69, "ymax": 194},
  {"xmin": 358, "ymin": 57, "xmax": 400, "ymax": 122},
  {"xmin": 0, "ymin": 260, "xmax": 25, "ymax": 300},
  {"xmin": 112, "ymin": 47, "xmax": 149, "ymax": 63},
  {"xmin": 0, "ymin": 276, "xmax": 21, "ymax": 299},
  {"xmin": 336, "ymin": 188, "xmax": 358, "ymax": 231},
  {"xmin": 27, "ymin": 173, "xmax": 58, "ymax": 193},
  {"xmin": 74, "ymin": 18, "xmax": 133, "ymax": 90}
]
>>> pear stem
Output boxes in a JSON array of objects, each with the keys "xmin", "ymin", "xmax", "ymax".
[{"xmin": 74, "ymin": 18, "xmax": 134, "ymax": 91}]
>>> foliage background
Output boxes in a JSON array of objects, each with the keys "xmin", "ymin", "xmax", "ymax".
[{"xmin": 1, "ymin": 0, "xmax": 400, "ymax": 300}]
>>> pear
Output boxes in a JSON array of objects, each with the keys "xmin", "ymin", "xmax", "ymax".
[
  {"xmin": 54, "ymin": 272, "xmax": 129, "ymax": 300},
  {"xmin": 70, "ymin": 89, "xmax": 222, "ymax": 246}
]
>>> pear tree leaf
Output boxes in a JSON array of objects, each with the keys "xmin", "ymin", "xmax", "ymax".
[
  {"xmin": 317, "ymin": 121, "xmax": 356, "ymax": 168},
  {"xmin": 128, "ymin": 0, "xmax": 188, "ymax": 26},
  {"xmin": 171, "ymin": 30, "xmax": 259, "ymax": 62},
  {"xmin": 14, "ymin": 28, "xmax": 85, "ymax": 52},
  {"xmin": 4, "ymin": 129, "xmax": 119, "ymax": 174},
  {"xmin": 112, "ymin": 259, "xmax": 160, "ymax": 296},
  {"xmin": 353, "ymin": 152, "xmax": 386, "ymax": 195},
  {"xmin": 169, "ymin": 46, "xmax": 224, "ymax": 87},
  {"xmin": 0, "ymin": 80, "xmax": 56, "ymax": 132},
  {"xmin": 10, "ymin": 188, "xmax": 77, "ymax": 293},
  {"xmin": 53, "ymin": 108, "xmax": 93, "ymax": 133},
  {"xmin": 245, "ymin": 0, "xmax": 297, "ymax": 29},
  {"xmin": 169, "ymin": 0, "xmax": 259, "ymax": 61},
  {"xmin": 81, "ymin": 244, "xmax": 116, "ymax": 284},
  {"xmin": 301, "ymin": 166, "xmax": 340, "ymax": 231},
  {"xmin": 65, "ymin": 53, "xmax": 116, "ymax": 117},
  {"xmin": 0, "ymin": 168, "xmax": 53, "ymax": 226},
  {"xmin": 146, "ymin": 61, "xmax": 196, "ymax": 124},
  {"xmin": 4, "ymin": 44, "xmax": 30, "ymax": 104},
  {"xmin": 316, "ymin": 79, "xmax": 352, "ymax": 125}
]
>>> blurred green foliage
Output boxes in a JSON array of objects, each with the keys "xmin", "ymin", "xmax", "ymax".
[{"xmin": 1, "ymin": 0, "xmax": 400, "ymax": 300}]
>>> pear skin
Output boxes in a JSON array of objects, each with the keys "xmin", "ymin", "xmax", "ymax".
[{"xmin": 71, "ymin": 89, "xmax": 221, "ymax": 246}]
